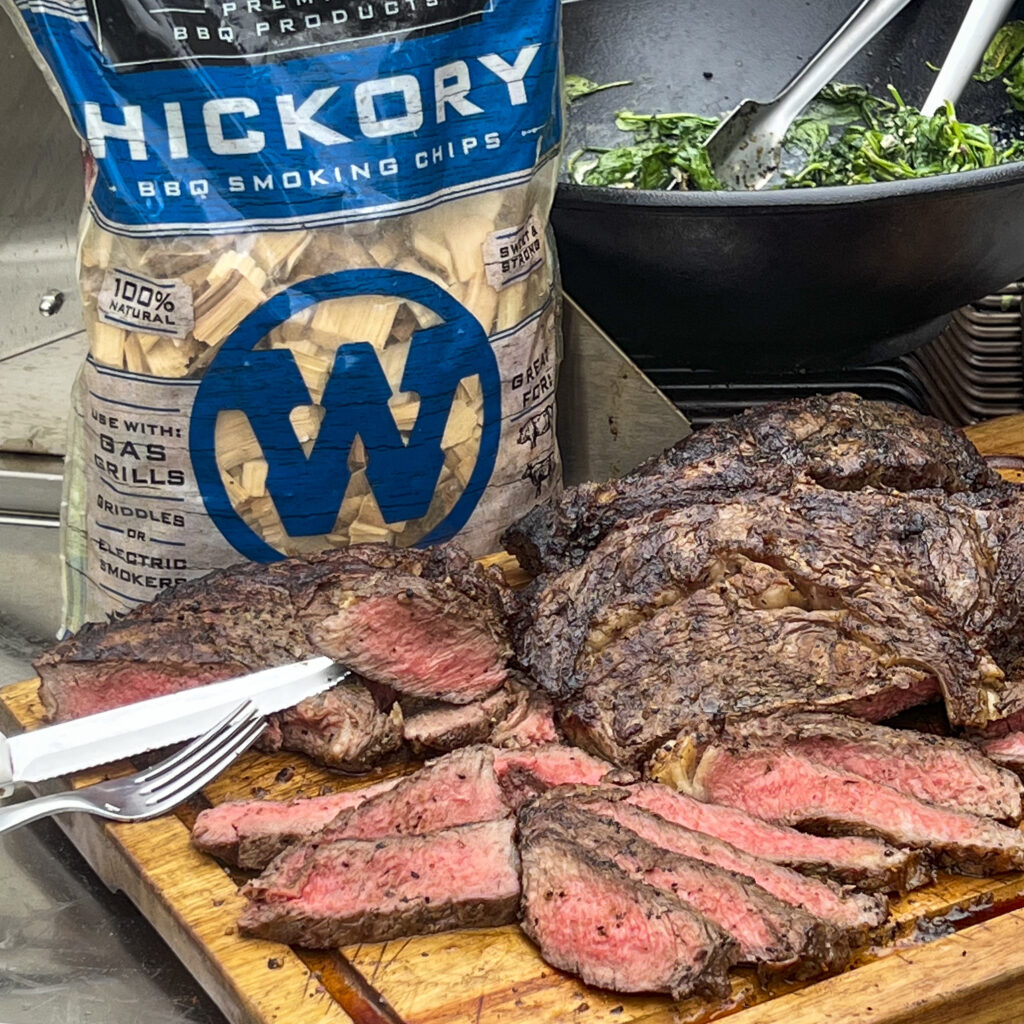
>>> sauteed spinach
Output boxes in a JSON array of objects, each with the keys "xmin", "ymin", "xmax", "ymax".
[{"xmin": 567, "ymin": 27, "xmax": 1024, "ymax": 191}]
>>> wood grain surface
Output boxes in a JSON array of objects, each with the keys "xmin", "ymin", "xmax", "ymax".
[{"xmin": 2, "ymin": 417, "xmax": 1024, "ymax": 1024}]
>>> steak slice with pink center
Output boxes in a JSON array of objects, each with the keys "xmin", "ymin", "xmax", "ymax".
[
  {"xmin": 191, "ymin": 776, "xmax": 401, "ymax": 869},
  {"xmin": 692, "ymin": 745, "xmax": 1024, "ymax": 876},
  {"xmin": 519, "ymin": 829, "xmax": 736, "ymax": 999},
  {"xmin": 625, "ymin": 781, "xmax": 927, "ymax": 892},
  {"xmin": 239, "ymin": 819, "xmax": 520, "ymax": 947},
  {"xmin": 519, "ymin": 794, "xmax": 845, "ymax": 974},
  {"xmin": 560, "ymin": 787, "xmax": 886, "ymax": 934},
  {"xmin": 720, "ymin": 713, "xmax": 1023, "ymax": 824}
]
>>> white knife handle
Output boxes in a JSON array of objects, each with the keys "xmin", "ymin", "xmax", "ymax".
[
  {"xmin": 0, "ymin": 734, "xmax": 14, "ymax": 798},
  {"xmin": 0, "ymin": 791, "xmax": 86, "ymax": 834}
]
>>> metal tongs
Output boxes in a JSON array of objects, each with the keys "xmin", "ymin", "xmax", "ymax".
[{"xmin": 706, "ymin": 0, "xmax": 1016, "ymax": 191}]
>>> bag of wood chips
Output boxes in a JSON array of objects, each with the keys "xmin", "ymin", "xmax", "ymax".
[{"xmin": 6, "ymin": 0, "xmax": 564, "ymax": 631}]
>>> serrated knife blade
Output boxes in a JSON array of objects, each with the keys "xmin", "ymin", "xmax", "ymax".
[{"xmin": 0, "ymin": 657, "xmax": 346, "ymax": 794}]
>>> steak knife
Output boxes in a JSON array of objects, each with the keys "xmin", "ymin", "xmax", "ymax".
[{"xmin": 0, "ymin": 657, "xmax": 347, "ymax": 796}]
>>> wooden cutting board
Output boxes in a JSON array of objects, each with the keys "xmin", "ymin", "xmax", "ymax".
[{"xmin": 4, "ymin": 420, "xmax": 1024, "ymax": 1024}]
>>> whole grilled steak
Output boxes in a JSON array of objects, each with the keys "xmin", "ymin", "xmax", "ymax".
[
  {"xmin": 502, "ymin": 393, "xmax": 1006, "ymax": 575},
  {"xmin": 37, "ymin": 544, "xmax": 510, "ymax": 722},
  {"xmin": 557, "ymin": 787, "xmax": 886, "ymax": 934},
  {"xmin": 517, "ymin": 487, "xmax": 1024, "ymax": 762},
  {"xmin": 518, "ymin": 828, "xmax": 736, "ymax": 999},
  {"xmin": 239, "ymin": 819, "xmax": 520, "ymax": 947},
  {"xmin": 258, "ymin": 681, "xmax": 404, "ymax": 771},
  {"xmin": 690, "ymin": 745, "xmax": 1024, "ymax": 876},
  {"xmin": 718, "ymin": 713, "xmax": 1024, "ymax": 824},
  {"xmin": 624, "ymin": 782, "xmax": 925, "ymax": 893},
  {"xmin": 519, "ymin": 795, "xmax": 843, "ymax": 974}
]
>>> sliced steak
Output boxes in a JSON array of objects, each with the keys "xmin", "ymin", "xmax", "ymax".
[
  {"xmin": 401, "ymin": 689, "xmax": 513, "ymax": 756},
  {"xmin": 239, "ymin": 819, "xmax": 520, "ymax": 947},
  {"xmin": 191, "ymin": 777, "xmax": 401, "ymax": 868},
  {"xmin": 37, "ymin": 544, "xmax": 509, "ymax": 722},
  {"xmin": 518, "ymin": 487, "xmax": 1016, "ymax": 757},
  {"xmin": 493, "ymin": 745, "xmax": 618, "ymax": 809},
  {"xmin": 690, "ymin": 745, "xmax": 1024, "ymax": 876},
  {"xmin": 519, "ymin": 828, "xmax": 736, "ymax": 999},
  {"xmin": 192, "ymin": 744, "xmax": 611, "ymax": 870},
  {"xmin": 519, "ymin": 795, "xmax": 843, "ymax": 973},
  {"xmin": 489, "ymin": 688, "xmax": 560, "ymax": 749},
  {"xmin": 625, "ymin": 781, "xmax": 926, "ymax": 893},
  {"xmin": 503, "ymin": 393, "xmax": 1005, "ymax": 575},
  {"xmin": 258, "ymin": 681, "xmax": 404, "ymax": 771},
  {"xmin": 318, "ymin": 745, "xmax": 509, "ymax": 841},
  {"xmin": 721, "ymin": 713, "xmax": 1023, "ymax": 824},
  {"xmin": 560, "ymin": 786, "xmax": 885, "ymax": 934},
  {"xmin": 978, "ymin": 732, "xmax": 1024, "ymax": 778}
]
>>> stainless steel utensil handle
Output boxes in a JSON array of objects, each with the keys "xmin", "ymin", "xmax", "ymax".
[
  {"xmin": 921, "ymin": 0, "xmax": 1017, "ymax": 115},
  {"xmin": 774, "ymin": 0, "xmax": 917, "ymax": 122},
  {"xmin": 0, "ymin": 791, "xmax": 91, "ymax": 834}
]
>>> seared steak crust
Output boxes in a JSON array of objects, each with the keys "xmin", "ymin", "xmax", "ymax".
[
  {"xmin": 37, "ymin": 544, "xmax": 510, "ymax": 721},
  {"xmin": 516, "ymin": 487, "xmax": 1023, "ymax": 762},
  {"xmin": 502, "ymin": 393, "xmax": 1005, "ymax": 576}
]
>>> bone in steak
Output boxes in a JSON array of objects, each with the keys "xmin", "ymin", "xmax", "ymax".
[
  {"xmin": 690, "ymin": 745, "xmax": 1024, "ymax": 876},
  {"xmin": 624, "ymin": 781, "xmax": 926, "ymax": 893},
  {"xmin": 258, "ymin": 681, "xmax": 404, "ymax": 771},
  {"xmin": 519, "ymin": 794, "xmax": 845, "ymax": 974},
  {"xmin": 37, "ymin": 544, "xmax": 509, "ymax": 722},
  {"xmin": 718, "ymin": 713, "xmax": 1023, "ymax": 824},
  {"xmin": 502, "ymin": 393, "xmax": 1006, "ymax": 576},
  {"xmin": 516, "ymin": 486, "xmax": 1024, "ymax": 764},
  {"xmin": 519, "ymin": 828, "xmax": 736, "ymax": 999},
  {"xmin": 239, "ymin": 819, "xmax": 520, "ymax": 947},
  {"xmin": 553, "ymin": 787, "xmax": 886, "ymax": 934}
]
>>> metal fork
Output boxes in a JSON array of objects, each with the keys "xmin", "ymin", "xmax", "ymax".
[{"xmin": 0, "ymin": 701, "xmax": 265, "ymax": 834}]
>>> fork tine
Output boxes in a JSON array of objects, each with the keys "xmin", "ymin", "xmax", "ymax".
[
  {"xmin": 142, "ymin": 716, "xmax": 266, "ymax": 813},
  {"xmin": 131, "ymin": 700, "xmax": 260, "ymax": 784},
  {"xmin": 135, "ymin": 701, "xmax": 263, "ymax": 793}
]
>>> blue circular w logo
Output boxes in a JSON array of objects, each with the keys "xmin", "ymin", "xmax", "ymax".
[{"xmin": 190, "ymin": 268, "xmax": 500, "ymax": 562}]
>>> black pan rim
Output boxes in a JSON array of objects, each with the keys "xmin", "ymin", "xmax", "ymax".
[{"xmin": 555, "ymin": 158, "xmax": 1024, "ymax": 211}]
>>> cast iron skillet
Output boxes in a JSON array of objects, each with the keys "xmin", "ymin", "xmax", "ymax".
[{"xmin": 554, "ymin": 0, "xmax": 1024, "ymax": 372}]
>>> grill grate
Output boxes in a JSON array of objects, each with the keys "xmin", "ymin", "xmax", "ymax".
[{"xmin": 640, "ymin": 284, "xmax": 1024, "ymax": 430}]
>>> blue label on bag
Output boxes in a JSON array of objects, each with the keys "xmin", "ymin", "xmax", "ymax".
[{"xmin": 16, "ymin": 0, "xmax": 561, "ymax": 233}]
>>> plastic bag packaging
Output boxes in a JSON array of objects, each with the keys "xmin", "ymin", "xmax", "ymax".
[{"xmin": 5, "ymin": 0, "xmax": 564, "ymax": 631}]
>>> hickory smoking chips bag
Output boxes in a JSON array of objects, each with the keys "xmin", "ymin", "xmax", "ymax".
[{"xmin": 6, "ymin": 0, "xmax": 564, "ymax": 631}]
